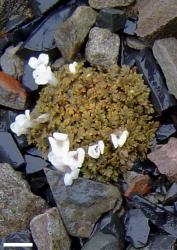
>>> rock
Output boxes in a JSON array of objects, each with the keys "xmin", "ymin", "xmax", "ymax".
[
  {"xmin": 0, "ymin": 43, "xmax": 24, "ymax": 79},
  {"xmin": 133, "ymin": 160, "xmax": 159, "ymax": 177},
  {"xmin": 0, "ymin": 163, "xmax": 47, "ymax": 236},
  {"xmin": 153, "ymin": 38, "xmax": 177, "ymax": 99},
  {"xmin": 24, "ymin": 154, "xmax": 48, "ymax": 174},
  {"xmin": 164, "ymin": 183, "xmax": 177, "ymax": 204},
  {"xmin": 45, "ymin": 168, "xmax": 122, "ymax": 238},
  {"xmin": 52, "ymin": 57, "xmax": 66, "ymax": 71},
  {"xmin": 136, "ymin": 0, "xmax": 177, "ymax": 41},
  {"xmin": 124, "ymin": 208, "xmax": 150, "ymax": 248},
  {"xmin": 30, "ymin": 207, "xmax": 71, "ymax": 250},
  {"xmin": 124, "ymin": 171, "xmax": 151, "ymax": 197},
  {"xmin": 123, "ymin": 18, "xmax": 137, "ymax": 35},
  {"xmin": 29, "ymin": 0, "xmax": 62, "ymax": 15},
  {"xmin": 22, "ymin": 61, "xmax": 37, "ymax": 92},
  {"xmin": 82, "ymin": 232, "xmax": 119, "ymax": 250},
  {"xmin": 18, "ymin": 2, "xmax": 75, "ymax": 59},
  {"xmin": 0, "ymin": 132, "xmax": 24, "ymax": 169},
  {"xmin": 0, "ymin": 229, "xmax": 34, "ymax": 250},
  {"xmin": 85, "ymin": 27, "xmax": 120, "ymax": 69},
  {"xmin": 94, "ymin": 212, "xmax": 125, "ymax": 249},
  {"xmin": 89, "ymin": 0, "xmax": 135, "ymax": 9},
  {"xmin": 148, "ymin": 137, "xmax": 177, "ymax": 181},
  {"xmin": 120, "ymin": 39, "xmax": 137, "ymax": 67},
  {"xmin": 135, "ymin": 48, "xmax": 176, "ymax": 113},
  {"xmin": 96, "ymin": 8, "xmax": 126, "ymax": 33},
  {"xmin": 0, "ymin": 71, "xmax": 27, "ymax": 110},
  {"xmin": 54, "ymin": 6, "xmax": 97, "ymax": 61},
  {"xmin": 131, "ymin": 194, "xmax": 177, "ymax": 238},
  {"xmin": 126, "ymin": 37, "xmax": 146, "ymax": 50},
  {"xmin": 127, "ymin": 233, "xmax": 177, "ymax": 250},
  {"xmin": 155, "ymin": 124, "xmax": 176, "ymax": 142},
  {"xmin": 0, "ymin": 109, "xmax": 19, "ymax": 132},
  {"xmin": 26, "ymin": 147, "xmax": 42, "ymax": 158}
]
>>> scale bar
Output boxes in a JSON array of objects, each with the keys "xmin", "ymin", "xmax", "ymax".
[{"xmin": 3, "ymin": 243, "xmax": 33, "ymax": 247}]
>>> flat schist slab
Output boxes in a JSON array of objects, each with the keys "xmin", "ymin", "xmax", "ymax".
[
  {"xmin": 153, "ymin": 38, "xmax": 177, "ymax": 100},
  {"xmin": 136, "ymin": 0, "xmax": 177, "ymax": 41},
  {"xmin": 89, "ymin": 0, "xmax": 135, "ymax": 9},
  {"xmin": 45, "ymin": 168, "xmax": 122, "ymax": 238}
]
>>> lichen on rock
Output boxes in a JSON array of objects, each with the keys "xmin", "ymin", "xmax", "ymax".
[{"xmin": 28, "ymin": 63, "xmax": 158, "ymax": 182}]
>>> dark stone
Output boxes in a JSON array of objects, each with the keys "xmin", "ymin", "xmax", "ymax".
[
  {"xmin": 18, "ymin": 2, "xmax": 76, "ymax": 60},
  {"xmin": 0, "ymin": 109, "xmax": 19, "ymax": 132},
  {"xmin": 0, "ymin": 132, "xmax": 24, "ymax": 169},
  {"xmin": 13, "ymin": 134, "xmax": 29, "ymax": 151},
  {"xmin": 164, "ymin": 183, "xmax": 177, "ymax": 205},
  {"xmin": 132, "ymin": 160, "xmax": 160, "ymax": 178},
  {"xmin": 135, "ymin": 48, "xmax": 176, "ymax": 114},
  {"xmin": 120, "ymin": 39, "xmax": 137, "ymax": 68},
  {"xmin": 0, "ymin": 229, "xmax": 36, "ymax": 250},
  {"xmin": 124, "ymin": 208, "xmax": 150, "ymax": 248},
  {"xmin": 76, "ymin": 0, "xmax": 89, "ymax": 6},
  {"xmin": 0, "ymin": 163, "xmax": 48, "ymax": 236},
  {"xmin": 127, "ymin": 233, "xmax": 177, "ymax": 250},
  {"xmin": 22, "ymin": 61, "xmax": 38, "ymax": 92},
  {"xmin": 26, "ymin": 147, "xmax": 42, "ymax": 158},
  {"xmin": 123, "ymin": 19, "xmax": 137, "ymax": 35},
  {"xmin": 82, "ymin": 232, "xmax": 119, "ymax": 250},
  {"xmin": 29, "ymin": 0, "xmax": 62, "ymax": 16},
  {"xmin": 45, "ymin": 168, "xmax": 122, "ymax": 237},
  {"xmin": 93, "ymin": 211, "xmax": 125, "ymax": 249},
  {"xmin": 131, "ymin": 194, "xmax": 177, "ymax": 237},
  {"xmin": 156, "ymin": 124, "xmax": 176, "ymax": 142},
  {"xmin": 24, "ymin": 154, "xmax": 48, "ymax": 174},
  {"xmin": 96, "ymin": 8, "xmax": 126, "ymax": 33}
]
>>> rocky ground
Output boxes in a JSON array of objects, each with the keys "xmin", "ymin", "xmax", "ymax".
[{"xmin": 1, "ymin": 0, "xmax": 177, "ymax": 249}]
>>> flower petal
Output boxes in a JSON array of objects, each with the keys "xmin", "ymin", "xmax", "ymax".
[
  {"xmin": 38, "ymin": 54, "xmax": 49, "ymax": 65},
  {"xmin": 64, "ymin": 172, "xmax": 73, "ymax": 186},
  {"xmin": 53, "ymin": 132, "xmax": 68, "ymax": 141},
  {"xmin": 70, "ymin": 168, "xmax": 80, "ymax": 179},
  {"xmin": 98, "ymin": 140, "xmax": 104, "ymax": 154},
  {"xmin": 48, "ymin": 151, "xmax": 67, "ymax": 172},
  {"xmin": 28, "ymin": 57, "xmax": 38, "ymax": 69},
  {"xmin": 36, "ymin": 113, "xmax": 49, "ymax": 123},
  {"xmin": 88, "ymin": 144, "xmax": 100, "ymax": 159}
]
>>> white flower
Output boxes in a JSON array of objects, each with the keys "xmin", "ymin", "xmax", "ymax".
[
  {"xmin": 10, "ymin": 110, "xmax": 33, "ymax": 136},
  {"xmin": 64, "ymin": 148, "xmax": 85, "ymax": 170},
  {"xmin": 64, "ymin": 168, "xmax": 80, "ymax": 186},
  {"xmin": 48, "ymin": 132, "xmax": 69, "ymax": 157},
  {"xmin": 34, "ymin": 113, "xmax": 49, "ymax": 123},
  {"xmin": 48, "ymin": 151, "xmax": 67, "ymax": 172},
  {"xmin": 69, "ymin": 62, "xmax": 78, "ymax": 74},
  {"xmin": 111, "ymin": 130, "xmax": 129, "ymax": 148},
  {"xmin": 28, "ymin": 54, "xmax": 57, "ymax": 86},
  {"xmin": 88, "ymin": 140, "xmax": 104, "ymax": 159}
]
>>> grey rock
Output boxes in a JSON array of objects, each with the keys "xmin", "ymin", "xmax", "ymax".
[
  {"xmin": 52, "ymin": 57, "xmax": 66, "ymax": 71},
  {"xmin": 153, "ymin": 38, "xmax": 177, "ymax": 99},
  {"xmin": 45, "ymin": 168, "xmax": 122, "ymax": 238},
  {"xmin": 0, "ymin": 163, "xmax": 48, "ymax": 237},
  {"xmin": 0, "ymin": 43, "xmax": 24, "ymax": 79},
  {"xmin": 136, "ymin": 0, "xmax": 177, "ymax": 41},
  {"xmin": 30, "ymin": 207, "xmax": 71, "ymax": 250},
  {"xmin": 82, "ymin": 232, "xmax": 119, "ymax": 250},
  {"xmin": 126, "ymin": 37, "xmax": 146, "ymax": 50},
  {"xmin": 89, "ymin": 0, "xmax": 135, "ymax": 9},
  {"xmin": 54, "ymin": 6, "xmax": 97, "ymax": 61},
  {"xmin": 85, "ymin": 27, "xmax": 120, "ymax": 69}
]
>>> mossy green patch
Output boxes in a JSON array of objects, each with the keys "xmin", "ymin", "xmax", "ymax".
[{"xmin": 28, "ymin": 63, "xmax": 158, "ymax": 182}]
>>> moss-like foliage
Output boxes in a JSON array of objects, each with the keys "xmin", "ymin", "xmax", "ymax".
[{"xmin": 28, "ymin": 63, "xmax": 158, "ymax": 182}]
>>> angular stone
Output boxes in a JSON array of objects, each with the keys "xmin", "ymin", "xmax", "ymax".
[
  {"xmin": 0, "ymin": 43, "xmax": 24, "ymax": 79},
  {"xmin": 18, "ymin": 2, "xmax": 75, "ymax": 59},
  {"xmin": 0, "ymin": 71, "xmax": 27, "ymax": 110},
  {"xmin": 45, "ymin": 168, "xmax": 122, "ymax": 238},
  {"xmin": 85, "ymin": 27, "xmax": 120, "ymax": 69},
  {"xmin": 0, "ymin": 163, "xmax": 48, "ymax": 236},
  {"xmin": 30, "ymin": 207, "xmax": 71, "ymax": 250},
  {"xmin": 156, "ymin": 124, "xmax": 176, "ymax": 142},
  {"xmin": 153, "ymin": 38, "xmax": 177, "ymax": 99},
  {"xmin": 164, "ymin": 183, "xmax": 177, "ymax": 204},
  {"xmin": 124, "ymin": 171, "xmax": 151, "ymax": 197},
  {"xmin": 54, "ymin": 6, "xmax": 97, "ymax": 61},
  {"xmin": 89, "ymin": 0, "xmax": 135, "ymax": 9},
  {"xmin": 124, "ymin": 209, "xmax": 150, "ymax": 248},
  {"xmin": 22, "ymin": 61, "xmax": 38, "ymax": 92},
  {"xmin": 136, "ymin": 0, "xmax": 177, "ymax": 41},
  {"xmin": 135, "ymin": 48, "xmax": 176, "ymax": 113},
  {"xmin": 123, "ymin": 19, "xmax": 137, "ymax": 35},
  {"xmin": 148, "ymin": 137, "xmax": 177, "ymax": 181},
  {"xmin": 82, "ymin": 232, "xmax": 119, "ymax": 250},
  {"xmin": 30, "ymin": 0, "xmax": 62, "ymax": 15},
  {"xmin": 96, "ymin": 8, "xmax": 126, "ymax": 33},
  {"xmin": 0, "ymin": 229, "xmax": 34, "ymax": 250},
  {"xmin": 0, "ymin": 132, "xmax": 24, "ymax": 169},
  {"xmin": 126, "ymin": 37, "xmax": 146, "ymax": 50},
  {"xmin": 24, "ymin": 154, "xmax": 48, "ymax": 174}
]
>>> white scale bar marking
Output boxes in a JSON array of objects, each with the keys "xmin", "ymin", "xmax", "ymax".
[{"xmin": 3, "ymin": 243, "xmax": 33, "ymax": 247}]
